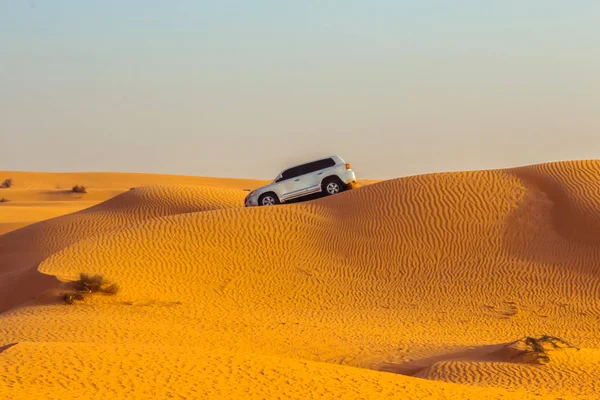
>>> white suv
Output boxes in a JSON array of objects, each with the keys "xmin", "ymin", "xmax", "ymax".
[{"xmin": 245, "ymin": 155, "xmax": 357, "ymax": 207}]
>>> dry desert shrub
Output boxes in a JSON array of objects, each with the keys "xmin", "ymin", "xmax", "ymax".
[
  {"xmin": 75, "ymin": 273, "xmax": 119, "ymax": 294},
  {"xmin": 0, "ymin": 198, "xmax": 8, "ymax": 203},
  {"xmin": 72, "ymin": 184, "xmax": 87, "ymax": 193},
  {"xmin": 63, "ymin": 273, "xmax": 119, "ymax": 304},
  {"xmin": 508, "ymin": 335, "xmax": 579, "ymax": 364},
  {"xmin": 1, "ymin": 178, "xmax": 12, "ymax": 188}
]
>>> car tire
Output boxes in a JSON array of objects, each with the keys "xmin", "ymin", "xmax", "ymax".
[
  {"xmin": 258, "ymin": 192, "xmax": 280, "ymax": 206},
  {"xmin": 322, "ymin": 177, "xmax": 344, "ymax": 196}
]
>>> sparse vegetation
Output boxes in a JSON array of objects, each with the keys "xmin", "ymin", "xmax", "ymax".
[
  {"xmin": 62, "ymin": 273, "xmax": 119, "ymax": 304},
  {"xmin": 508, "ymin": 335, "xmax": 579, "ymax": 364},
  {"xmin": 72, "ymin": 184, "xmax": 87, "ymax": 193},
  {"xmin": 0, "ymin": 198, "xmax": 8, "ymax": 203},
  {"xmin": 1, "ymin": 178, "xmax": 12, "ymax": 188},
  {"xmin": 75, "ymin": 273, "xmax": 119, "ymax": 294}
]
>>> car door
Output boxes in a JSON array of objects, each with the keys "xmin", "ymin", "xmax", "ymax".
[
  {"xmin": 302, "ymin": 158, "xmax": 336, "ymax": 194},
  {"xmin": 276, "ymin": 165, "xmax": 310, "ymax": 201},
  {"xmin": 297, "ymin": 160, "xmax": 324, "ymax": 195}
]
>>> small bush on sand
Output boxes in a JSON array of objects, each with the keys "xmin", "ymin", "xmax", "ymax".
[
  {"xmin": 508, "ymin": 335, "xmax": 579, "ymax": 364},
  {"xmin": 1, "ymin": 178, "xmax": 12, "ymax": 188},
  {"xmin": 63, "ymin": 273, "xmax": 119, "ymax": 304},
  {"xmin": 75, "ymin": 273, "xmax": 119, "ymax": 294},
  {"xmin": 0, "ymin": 198, "xmax": 8, "ymax": 203},
  {"xmin": 72, "ymin": 185, "xmax": 87, "ymax": 193}
]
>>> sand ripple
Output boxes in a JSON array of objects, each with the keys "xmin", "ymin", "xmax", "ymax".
[{"xmin": 1, "ymin": 161, "xmax": 599, "ymax": 399}]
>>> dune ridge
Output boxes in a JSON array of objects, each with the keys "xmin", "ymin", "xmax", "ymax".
[
  {"xmin": 1, "ymin": 160, "xmax": 599, "ymax": 399},
  {"xmin": 0, "ymin": 171, "xmax": 268, "ymax": 235}
]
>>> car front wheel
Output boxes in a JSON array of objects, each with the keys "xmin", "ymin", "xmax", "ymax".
[{"xmin": 258, "ymin": 193, "xmax": 279, "ymax": 206}]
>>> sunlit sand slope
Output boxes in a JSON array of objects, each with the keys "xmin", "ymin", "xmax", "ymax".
[
  {"xmin": 0, "ymin": 198, "xmax": 103, "ymax": 235},
  {"xmin": 415, "ymin": 346, "xmax": 600, "ymax": 397},
  {"xmin": 0, "ymin": 185, "xmax": 246, "ymax": 313},
  {"xmin": 0, "ymin": 342, "xmax": 539, "ymax": 400},
  {"xmin": 1, "ymin": 160, "xmax": 599, "ymax": 399}
]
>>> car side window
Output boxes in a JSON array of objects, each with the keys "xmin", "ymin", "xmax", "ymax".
[
  {"xmin": 318, "ymin": 158, "xmax": 335, "ymax": 170},
  {"xmin": 304, "ymin": 158, "xmax": 335, "ymax": 174},
  {"xmin": 301, "ymin": 161, "xmax": 320, "ymax": 175},
  {"xmin": 276, "ymin": 170, "xmax": 289, "ymax": 182},
  {"xmin": 279, "ymin": 165, "xmax": 304, "ymax": 181},
  {"xmin": 276, "ymin": 158, "xmax": 334, "ymax": 182}
]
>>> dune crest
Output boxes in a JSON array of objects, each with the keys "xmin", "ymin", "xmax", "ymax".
[{"xmin": 0, "ymin": 171, "xmax": 267, "ymax": 235}]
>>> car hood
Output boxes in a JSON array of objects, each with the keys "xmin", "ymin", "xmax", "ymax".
[{"xmin": 249, "ymin": 182, "xmax": 277, "ymax": 197}]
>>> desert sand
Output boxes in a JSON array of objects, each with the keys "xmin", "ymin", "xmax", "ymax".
[{"xmin": 0, "ymin": 161, "xmax": 599, "ymax": 399}]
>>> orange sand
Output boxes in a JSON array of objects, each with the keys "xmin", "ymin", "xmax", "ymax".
[
  {"xmin": 0, "ymin": 171, "xmax": 269, "ymax": 235},
  {"xmin": 0, "ymin": 161, "xmax": 599, "ymax": 399}
]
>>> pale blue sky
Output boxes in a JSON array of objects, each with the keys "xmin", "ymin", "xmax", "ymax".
[{"xmin": 1, "ymin": 1, "xmax": 599, "ymax": 179}]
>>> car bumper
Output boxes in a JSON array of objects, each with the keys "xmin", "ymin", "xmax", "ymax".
[
  {"xmin": 339, "ymin": 170, "xmax": 357, "ymax": 185},
  {"xmin": 244, "ymin": 195, "xmax": 259, "ymax": 207}
]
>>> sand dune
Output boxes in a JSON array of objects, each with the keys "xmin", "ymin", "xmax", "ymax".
[
  {"xmin": 0, "ymin": 171, "xmax": 268, "ymax": 235},
  {"xmin": 1, "ymin": 161, "xmax": 599, "ymax": 399},
  {"xmin": 414, "ymin": 346, "xmax": 600, "ymax": 397},
  {"xmin": 0, "ymin": 184, "xmax": 249, "ymax": 314},
  {"xmin": 0, "ymin": 342, "xmax": 542, "ymax": 400}
]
